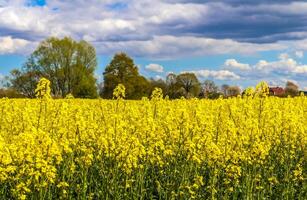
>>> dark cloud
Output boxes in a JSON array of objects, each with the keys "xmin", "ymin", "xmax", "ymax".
[
  {"xmin": 159, "ymin": 1, "xmax": 307, "ymax": 43},
  {"xmin": 166, "ymin": 0, "xmax": 302, "ymax": 5},
  {"xmin": 0, "ymin": 0, "xmax": 305, "ymax": 56}
]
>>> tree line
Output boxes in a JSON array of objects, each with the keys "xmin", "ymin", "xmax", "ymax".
[{"xmin": 0, "ymin": 37, "xmax": 303, "ymax": 99}]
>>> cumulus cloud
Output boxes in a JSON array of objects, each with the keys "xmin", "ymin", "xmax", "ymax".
[
  {"xmin": 95, "ymin": 35, "xmax": 286, "ymax": 59},
  {"xmin": 221, "ymin": 55, "xmax": 307, "ymax": 89},
  {"xmin": 189, "ymin": 69, "xmax": 240, "ymax": 80},
  {"xmin": 145, "ymin": 63, "xmax": 164, "ymax": 73},
  {"xmin": 0, "ymin": 0, "xmax": 299, "ymax": 57},
  {"xmin": 224, "ymin": 59, "xmax": 251, "ymax": 71},
  {"xmin": 0, "ymin": 36, "xmax": 33, "ymax": 54},
  {"xmin": 295, "ymin": 51, "xmax": 304, "ymax": 58},
  {"xmin": 278, "ymin": 53, "xmax": 289, "ymax": 60},
  {"xmin": 1, "ymin": 0, "xmax": 307, "ymax": 90},
  {"xmin": 253, "ymin": 57, "xmax": 307, "ymax": 75},
  {"xmin": 280, "ymin": 78, "xmax": 299, "ymax": 85}
]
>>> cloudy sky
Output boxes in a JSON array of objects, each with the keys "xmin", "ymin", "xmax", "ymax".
[{"xmin": 0, "ymin": 0, "xmax": 307, "ymax": 89}]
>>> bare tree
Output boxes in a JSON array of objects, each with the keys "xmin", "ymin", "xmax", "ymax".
[
  {"xmin": 285, "ymin": 81, "xmax": 299, "ymax": 96},
  {"xmin": 202, "ymin": 80, "xmax": 219, "ymax": 98}
]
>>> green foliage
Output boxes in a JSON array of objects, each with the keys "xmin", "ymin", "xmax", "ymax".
[
  {"xmin": 175, "ymin": 72, "xmax": 201, "ymax": 98},
  {"xmin": 149, "ymin": 78, "xmax": 167, "ymax": 97},
  {"xmin": 0, "ymin": 88, "xmax": 24, "ymax": 98},
  {"xmin": 164, "ymin": 73, "xmax": 202, "ymax": 99},
  {"xmin": 102, "ymin": 52, "xmax": 150, "ymax": 99},
  {"xmin": 10, "ymin": 69, "xmax": 40, "ymax": 98},
  {"xmin": 165, "ymin": 73, "xmax": 178, "ymax": 99},
  {"xmin": 10, "ymin": 37, "xmax": 98, "ymax": 98}
]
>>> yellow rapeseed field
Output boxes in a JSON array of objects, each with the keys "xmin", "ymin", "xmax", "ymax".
[{"xmin": 0, "ymin": 81, "xmax": 306, "ymax": 199}]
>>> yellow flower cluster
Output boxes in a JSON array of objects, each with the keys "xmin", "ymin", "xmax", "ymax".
[
  {"xmin": 113, "ymin": 83, "xmax": 126, "ymax": 99},
  {"xmin": 0, "ymin": 93, "xmax": 306, "ymax": 199},
  {"xmin": 35, "ymin": 78, "xmax": 51, "ymax": 99}
]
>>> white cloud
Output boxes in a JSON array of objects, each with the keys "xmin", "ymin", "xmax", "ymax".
[
  {"xmin": 0, "ymin": 1, "xmax": 288, "ymax": 57},
  {"xmin": 278, "ymin": 53, "xmax": 289, "ymax": 60},
  {"xmin": 291, "ymin": 39, "xmax": 307, "ymax": 51},
  {"xmin": 190, "ymin": 69, "xmax": 240, "ymax": 80},
  {"xmin": 293, "ymin": 65, "xmax": 307, "ymax": 74},
  {"xmin": 95, "ymin": 35, "xmax": 286, "ymax": 59},
  {"xmin": 154, "ymin": 75, "xmax": 164, "ymax": 80},
  {"xmin": 254, "ymin": 60, "xmax": 269, "ymax": 70},
  {"xmin": 0, "ymin": 36, "xmax": 33, "ymax": 54},
  {"xmin": 253, "ymin": 57, "xmax": 307, "ymax": 75},
  {"xmin": 221, "ymin": 56, "xmax": 307, "ymax": 89},
  {"xmin": 145, "ymin": 63, "xmax": 164, "ymax": 73},
  {"xmin": 145, "ymin": 2, "xmax": 207, "ymax": 25},
  {"xmin": 224, "ymin": 59, "xmax": 251, "ymax": 71},
  {"xmin": 280, "ymin": 78, "xmax": 299, "ymax": 86},
  {"xmin": 261, "ymin": 2, "xmax": 307, "ymax": 15},
  {"xmin": 0, "ymin": 5, "xmax": 56, "ymax": 37},
  {"xmin": 295, "ymin": 51, "xmax": 304, "ymax": 58}
]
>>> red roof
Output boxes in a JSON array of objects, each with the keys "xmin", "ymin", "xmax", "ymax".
[{"xmin": 269, "ymin": 87, "xmax": 285, "ymax": 95}]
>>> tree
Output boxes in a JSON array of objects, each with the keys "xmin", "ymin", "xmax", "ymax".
[
  {"xmin": 0, "ymin": 75, "xmax": 10, "ymax": 88},
  {"xmin": 202, "ymin": 80, "xmax": 219, "ymax": 99},
  {"xmin": 227, "ymin": 86, "xmax": 241, "ymax": 97},
  {"xmin": 0, "ymin": 88, "xmax": 24, "ymax": 98},
  {"xmin": 149, "ymin": 78, "xmax": 167, "ymax": 97},
  {"xmin": 175, "ymin": 72, "xmax": 201, "ymax": 98},
  {"xmin": 10, "ymin": 69, "xmax": 40, "ymax": 98},
  {"xmin": 221, "ymin": 84, "xmax": 229, "ymax": 97},
  {"xmin": 166, "ymin": 73, "xmax": 178, "ymax": 99},
  {"xmin": 285, "ymin": 81, "xmax": 299, "ymax": 96},
  {"xmin": 102, "ymin": 52, "xmax": 150, "ymax": 99},
  {"xmin": 10, "ymin": 37, "xmax": 98, "ymax": 98}
]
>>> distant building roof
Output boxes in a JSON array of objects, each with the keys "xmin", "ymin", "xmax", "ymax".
[{"xmin": 269, "ymin": 87, "xmax": 285, "ymax": 96}]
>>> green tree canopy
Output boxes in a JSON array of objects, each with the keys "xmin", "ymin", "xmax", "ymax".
[
  {"xmin": 149, "ymin": 78, "xmax": 167, "ymax": 97},
  {"xmin": 10, "ymin": 37, "xmax": 98, "ymax": 98},
  {"xmin": 166, "ymin": 73, "xmax": 178, "ymax": 99},
  {"xmin": 10, "ymin": 69, "xmax": 40, "ymax": 98},
  {"xmin": 102, "ymin": 52, "xmax": 150, "ymax": 99},
  {"xmin": 175, "ymin": 72, "xmax": 201, "ymax": 98}
]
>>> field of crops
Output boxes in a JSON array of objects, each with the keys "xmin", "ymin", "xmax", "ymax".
[{"xmin": 0, "ymin": 88, "xmax": 306, "ymax": 199}]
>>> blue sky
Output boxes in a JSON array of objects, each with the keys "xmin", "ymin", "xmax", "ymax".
[{"xmin": 0, "ymin": 0, "xmax": 307, "ymax": 90}]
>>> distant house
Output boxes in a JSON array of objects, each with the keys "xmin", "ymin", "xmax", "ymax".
[{"xmin": 269, "ymin": 87, "xmax": 285, "ymax": 96}]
